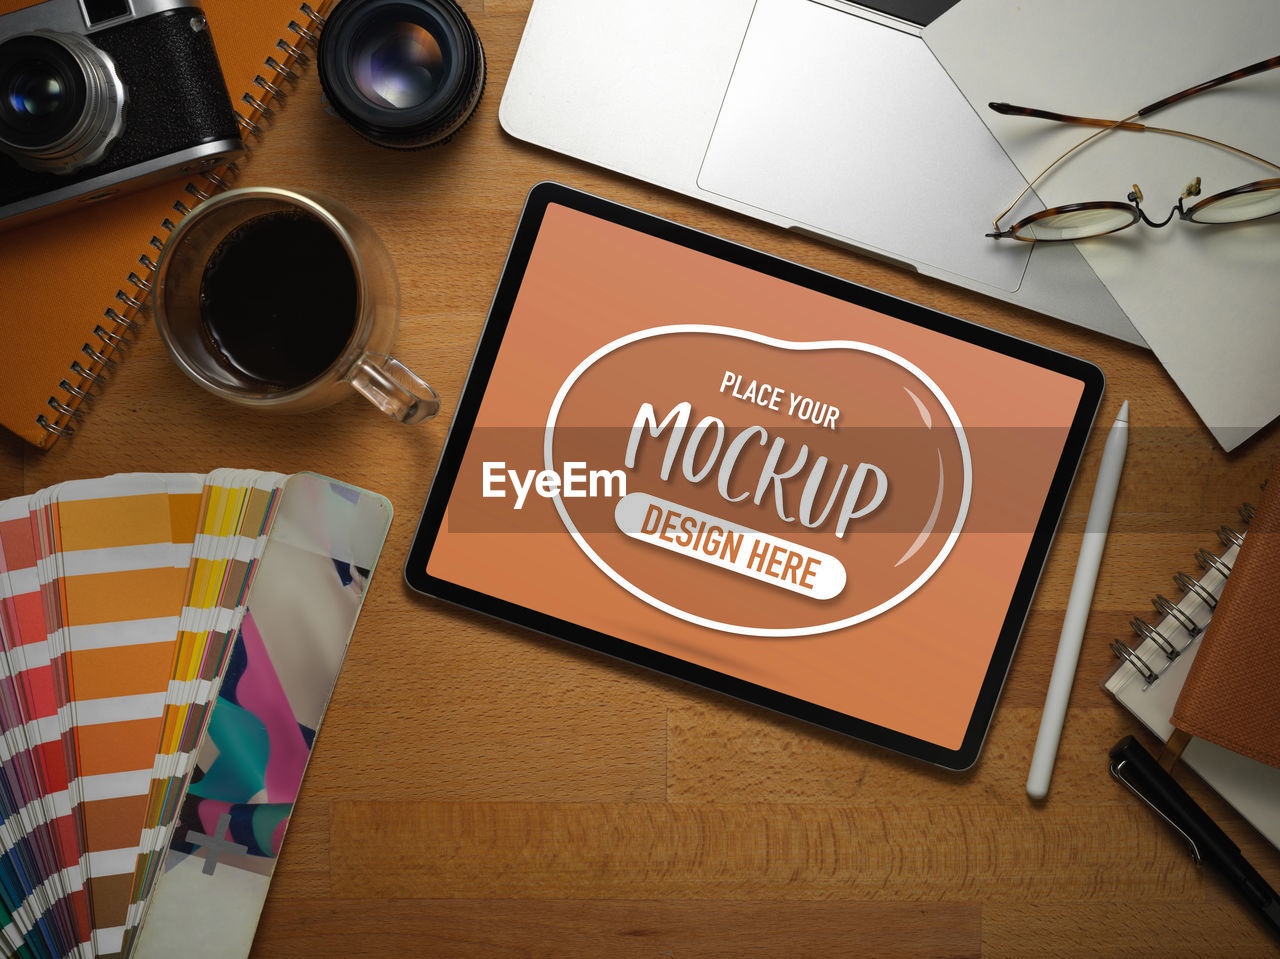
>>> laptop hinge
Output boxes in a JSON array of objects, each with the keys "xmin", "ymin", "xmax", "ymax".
[{"xmin": 806, "ymin": 0, "xmax": 924, "ymax": 37}]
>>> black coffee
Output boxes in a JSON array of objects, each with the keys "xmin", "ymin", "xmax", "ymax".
[{"xmin": 199, "ymin": 210, "xmax": 359, "ymax": 390}]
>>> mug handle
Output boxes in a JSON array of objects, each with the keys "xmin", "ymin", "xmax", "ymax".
[{"xmin": 346, "ymin": 353, "xmax": 440, "ymax": 424}]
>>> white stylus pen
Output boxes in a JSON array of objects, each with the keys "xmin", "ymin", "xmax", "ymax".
[{"xmin": 1026, "ymin": 400, "xmax": 1129, "ymax": 800}]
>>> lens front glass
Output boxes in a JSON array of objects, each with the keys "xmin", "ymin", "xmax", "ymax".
[
  {"xmin": 352, "ymin": 19, "xmax": 449, "ymax": 109},
  {"xmin": 8, "ymin": 67, "xmax": 63, "ymax": 119},
  {"xmin": 1013, "ymin": 205, "xmax": 1137, "ymax": 241},
  {"xmin": 0, "ymin": 36, "xmax": 88, "ymax": 151},
  {"xmin": 318, "ymin": 0, "xmax": 485, "ymax": 149},
  {"xmin": 1187, "ymin": 182, "xmax": 1280, "ymax": 224}
]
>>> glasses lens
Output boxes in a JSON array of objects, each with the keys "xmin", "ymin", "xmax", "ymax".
[
  {"xmin": 1186, "ymin": 181, "xmax": 1280, "ymax": 224},
  {"xmin": 1012, "ymin": 204, "xmax": 1137, "ymax": 241},
  {"xmin": 352, "ymin": 19, "xmax": 447, "ymax": 109}
]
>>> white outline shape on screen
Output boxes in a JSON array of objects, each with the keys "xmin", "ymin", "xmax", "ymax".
[{"xmin": 544, "ymin": 325, "xmax": 972, "ymax": 637}]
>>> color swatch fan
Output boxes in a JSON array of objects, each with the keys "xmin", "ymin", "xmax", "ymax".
[{"xmin": 0, "ymin": 471, "xmax": 391, "ymax": 959}]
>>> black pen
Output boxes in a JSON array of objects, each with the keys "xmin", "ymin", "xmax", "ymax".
[{"xmin": 1109, "ymin": 735, "xmax": 1280, "ymax": 939}]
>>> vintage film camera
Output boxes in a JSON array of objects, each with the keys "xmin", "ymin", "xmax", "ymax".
[{"xmin": 0, "ymin": 0, "xmax": 244, "ymax": 230}]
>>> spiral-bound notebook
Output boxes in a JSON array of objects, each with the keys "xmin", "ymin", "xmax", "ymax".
[
  {"xmin": 0, "ymin": 0, "xmax": 332, "ymax": 449},
  {"xmin": 1104, "ymin": 467, "xmax": 1280, "ymax": 851}
]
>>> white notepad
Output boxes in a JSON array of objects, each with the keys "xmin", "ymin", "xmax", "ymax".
[{"xmin": 1103, "ymin": 535, "xmax": 1280, "ymax": 850}]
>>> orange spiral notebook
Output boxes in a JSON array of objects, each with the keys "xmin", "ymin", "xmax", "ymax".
[{"xmin": 0, "ymin": 0, "xmax": 333, "ymax": 449}]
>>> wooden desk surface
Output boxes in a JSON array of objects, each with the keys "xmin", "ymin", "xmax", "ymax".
[{"xmin": 3, "ymin": 3, "xmax": 1279, "ymax": 955}]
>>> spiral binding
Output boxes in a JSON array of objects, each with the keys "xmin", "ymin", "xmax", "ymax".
[
  {"xmin": 1109, "ymin": 514, "xmax": 1251, "ymax": 687},
  {"xmin": 36, "ymin": 2, "xmax": 328, "ymax": 442},
  {"xmin": 238, "ymin": 5, "xmax": 326, "ymax": 138}
]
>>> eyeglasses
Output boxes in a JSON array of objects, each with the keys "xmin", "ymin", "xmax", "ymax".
[{"xmin": 987, "ymin": 55, "xmax": 1280, "ymax": 242}]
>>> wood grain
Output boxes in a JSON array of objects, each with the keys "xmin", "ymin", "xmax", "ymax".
[
  {"xmin": 253, "ymin": 899, "xmax": 983, "ymax": 959},
  {"xmin": 0, "ymin": 433, "xmax": 21, "ymax": 500},
  {"xmin": 8, "ymin": 1, "xmax": 1280, "ymax": 955}
]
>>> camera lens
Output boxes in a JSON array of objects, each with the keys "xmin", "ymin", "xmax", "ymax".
[
  {"xmin": 318, "ymin": 0, "xmax": 485, "ymax": 149},
  {"xmin": 352, "ymin": 21, "xmax": 444, "ymax": 109},
  {"xmin": 8, "ymin": 68, "xmax": 64, "ymax": 119},
  {"xmin": 0, "ymin": 33, "xmax": 124, "ymax": 174}
]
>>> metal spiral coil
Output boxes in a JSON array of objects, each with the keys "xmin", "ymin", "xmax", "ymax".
[
  {"xmin": 1195, "ymin": 547, "xmax": 1232, "ymax": 577},
  {"xmin": 242, "ymin": 92, "xmax": 273, "ymax": 119},
  {"xmin": 1217, "ymin": 524, "xmax": 1245, "ymax": 548},
  {"xmin": 203, "ymin": 167, "xmax": 234, "ymax": 189},
  {"xmin": 276, "ymin": 36, "xmax": 307, "ymax": 62},
  {"xmin": 38, "ymin": 2, "xmax": 324, "ymax": 443},
  {"xmin": 46, "ymin": 397, "xmax": 85, "ymax": 419},
  {"xmin": 1129, "ymin": 616, "xmax": 1177, "ymax": 659},
  {"xmin": 82, "ymin": 343, "xmax": 116, "ymax": 369},
  {"xmin": 1173, "ymin": 569, "xmax": 1217, "ymax": 610},
  {"xmin": 94, "ymin": 325, "xmax": 129, "ymax": 350},
  {"xmin": 1110, "ymin": 500, "xmax": 1256, "ymax": 689},
  {"xmin": 68, "ymin": 360, "xmax": 105, "ymax": 384},
  {"xmin": 1152, "ymin": 593, "xmax": 1200, "ymax": 638},
  {"xmin": 116, "ymin": 288, "xmax": 145, "ymax": 311},
  {"xmin": 1111, "ymin": 639, "xmax": 1158, "ymax": 685},
  {"xmin": 104, "ymin": 307, "xmax": 139, "ymax": 332},
  {"xmin": 255, "ymin": 73, "xmax": 285, "ymax": 100},
  {"xmin": 265, "ymin": 56, "xmax": 298, "ymax": 81},
  {"xmin": 58, "ymin": 379, "xmax": 95, "ymax": 404},
  {"xmin": 289, "ymin": 17, "xmax": 319, "ymax": 43},
  {"xmin": 35, "ymin": 415, "xmax": 75, "ymax": 438}
]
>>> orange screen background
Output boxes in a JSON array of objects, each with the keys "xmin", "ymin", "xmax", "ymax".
[{"xmin": 425, "ymin": 204, "xmax": 1085, "ymax": 750}]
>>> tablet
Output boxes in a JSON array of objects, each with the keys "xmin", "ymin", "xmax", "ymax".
[{"xmin": 405, "ymin": 183, "xmax": 1104, "ymax": 770}]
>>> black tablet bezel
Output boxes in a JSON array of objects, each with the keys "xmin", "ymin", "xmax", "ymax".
[{"xmin": 405, "ymin": 182, "xmax": 1104, "ymax": 771}]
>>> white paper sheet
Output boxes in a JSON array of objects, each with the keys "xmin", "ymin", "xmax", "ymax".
[{"xmin": 926, "ymin": 0, "xmax": 1280, "ymax": 450}]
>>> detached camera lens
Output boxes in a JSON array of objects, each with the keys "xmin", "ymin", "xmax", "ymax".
[
  {"xmin": 0, "ymin": 33, "xmax": 124, "ymax": 173},
  {"xmin": 318, "ymin": 0, "xmax": 485, "ymax": 149},
  {"xmin": 353, "ymin": 21, "xmax": 444, "ymax": 109}
]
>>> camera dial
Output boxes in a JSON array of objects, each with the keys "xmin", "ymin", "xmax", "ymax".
[{"xmin": 0, "ymin": 31, "xmax": 125, "ymax": 174}]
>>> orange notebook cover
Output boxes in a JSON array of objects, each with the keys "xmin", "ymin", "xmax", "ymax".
[
  {"xmin": 0, "ymin": 0, "xmax": 330, "ymax": 449},
  {"xmin": 1169, "ymin": 460, "xmax": 1280, "ymax": 770}
]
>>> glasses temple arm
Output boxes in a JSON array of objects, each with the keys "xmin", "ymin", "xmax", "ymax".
[
  {"xmin": 1143, "ymin": 125, "xmax": 1280, "ymax": 173},
  {"xmin": 1138, "ymin": 54, "xmax": 1280, "ymax": 117},
  {"xmin": 988, "ymin": 58, "xmax": 1280, "ymax": 228},
  {"xmin": 989, "ymin": 102, "xmax": 1146, "ymax": 130},
  {"xmin": 991, "ymin": 120, "xmax": 1130, "ymax": 228},
  {"xmin": 989, "ymin": 55, "xmax": 1280, "ymax": 128}
]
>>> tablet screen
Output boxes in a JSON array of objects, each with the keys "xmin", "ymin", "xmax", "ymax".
[{"xmin": 407, "ymin": 185, "xmax": 1102, "ymax": 768}]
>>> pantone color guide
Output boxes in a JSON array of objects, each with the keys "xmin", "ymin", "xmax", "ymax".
[{"xmin": 0, "ymin": 472, "xmax": 391, "ymax": 959}]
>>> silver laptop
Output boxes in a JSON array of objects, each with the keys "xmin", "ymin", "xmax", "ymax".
[{"xmin": 499, "ymin": 0, "xmax": 1145, "ymax": 345}]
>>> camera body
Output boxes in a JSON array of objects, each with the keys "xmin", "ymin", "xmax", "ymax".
[{"xmin": 0, "ymin": 0, "xmax": 244, "ymax": 230}]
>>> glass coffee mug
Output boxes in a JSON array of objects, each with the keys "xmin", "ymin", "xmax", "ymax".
[{"xmin": 152, "ymin": 187, "xmax": 440, "ymax": 423}]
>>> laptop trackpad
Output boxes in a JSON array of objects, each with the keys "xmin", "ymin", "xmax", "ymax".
[{"xmin": 697, "ymin": 0, "xmax": 1031, "ymax": 292}]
